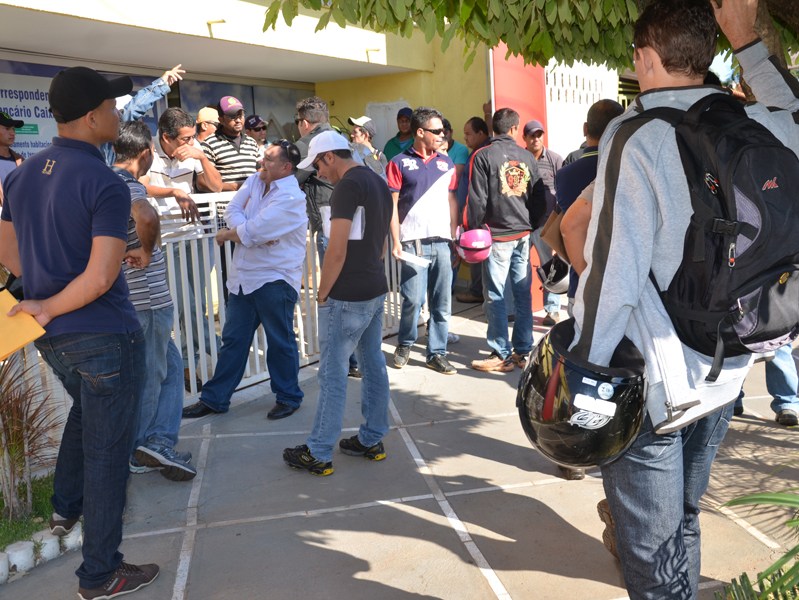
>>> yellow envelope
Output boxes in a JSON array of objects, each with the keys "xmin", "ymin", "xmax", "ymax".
[{"xmin": 0, "ymin": 289, "xmax": 46, "ymax": 361}]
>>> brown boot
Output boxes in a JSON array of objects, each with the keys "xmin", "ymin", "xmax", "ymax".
[
  {"xmin": 597, "ymin": 499, "xmax": 619, "ymax": 559},
  {"xmin": 471, "ymin": 353, "xmax": 514, "ymax": 372}
]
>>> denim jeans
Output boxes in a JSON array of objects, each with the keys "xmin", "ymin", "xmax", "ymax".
[
  {"xmin": 481, "ymin": 235, "xmax": 534, "ymax": 359},
  {"xmin": 735, "ymin": 343, "xmax": 799, "ymax": 414},
  {"xmin": 601, "ymin": 403, "xmax": 734, "ymax": 600},
  {"xmin": 166, "ymin": 243, "xmax": 222, "ymax": 369},
  {"xmin": 135, "ymin": 307, "xmax": 183, "ymax": 449},
  {"xmin": 467, "ymin": 262, "xmax": 483, "ymax": 297},
  {"xmin": 35, "ymin": 330, "xmax": 145, "ymax": 589},
  {"xmin": 398, "ymin": 239, "xmax": 452, "ymax": 360},
  {"xmin": 316, "ymin": 230, "xmax": 357, "ymax": 369},
  {"xmin": 200, "ymin": 280, "xmax": 304, "ymax": 412},
  {"xmin": 306, "ymin": 296, "xmax": 390, "ymax": 462},
  {"xmin": 530, "ymin": 227, "xmax": 561, "ymax": 314}
]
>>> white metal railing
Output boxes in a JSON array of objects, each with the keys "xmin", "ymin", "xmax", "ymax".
[{"xmin": 16, "ymin": 191, "xmax": 405, "ymax": 437}]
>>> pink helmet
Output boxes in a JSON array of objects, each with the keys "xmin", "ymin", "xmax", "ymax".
[{"xmin": 455, "ymin": 226, "xmax": 492, "ymax": 263}]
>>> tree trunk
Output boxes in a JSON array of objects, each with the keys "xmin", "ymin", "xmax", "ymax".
[{"xmin": 767, "ymin": 0, "xmax": 799, "ymax": 42}]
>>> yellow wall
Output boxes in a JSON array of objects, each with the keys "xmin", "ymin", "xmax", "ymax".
[{"xmin": 317, "ymin": 38, "xmax": 489, "ymax": 145}]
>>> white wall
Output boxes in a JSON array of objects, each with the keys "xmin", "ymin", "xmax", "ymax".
[{"xmin": 544, "ymin": 60, "xmax": 620, "ymax": 158}]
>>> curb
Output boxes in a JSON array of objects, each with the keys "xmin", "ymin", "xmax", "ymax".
[{"xmin": 0, "ymin": 522, "xmax": 82, "ymax": 584}]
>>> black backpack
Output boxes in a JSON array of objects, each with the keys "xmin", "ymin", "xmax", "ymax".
[{"xmin": 629, "ymin": 93, "xmax": 799, "ymax": 381}]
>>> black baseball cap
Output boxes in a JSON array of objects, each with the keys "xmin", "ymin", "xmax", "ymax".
[
  {"xmin": 49, "ymin": 67, "xmax": 133, "ymax": 123},
  {"xmin": 0, "ymin": 112, "xmax": 23, "ymax": 128}
]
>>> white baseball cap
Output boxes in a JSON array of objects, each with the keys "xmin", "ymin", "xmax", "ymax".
[{"xmin": 297, "ymin": 130, "xmax": 351, "ymax": 170}]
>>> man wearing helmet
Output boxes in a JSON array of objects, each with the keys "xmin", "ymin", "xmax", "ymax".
[
  {"xmin": 464, "ymin": 108, "xmax": 546, "ymax": 373},
  {"xmin": 563, "ymin": 0, "xmax": 799, "ymax": 598}
]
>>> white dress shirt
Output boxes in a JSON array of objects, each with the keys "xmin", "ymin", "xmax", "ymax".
[{"xmin": 224, "ymin": 172, "xmax": 309, "ymax": 296}]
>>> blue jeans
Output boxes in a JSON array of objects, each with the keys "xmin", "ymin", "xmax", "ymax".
[
  {"xmin": 167, "ymin": 243, "xmax": 222, "ymax": 369},
  {"xmin": 306, "ymin": 296, "xmax": 390, "ymax": 462},
  {"xmin": 601, "ymin": 403, "xmax": 734, "ymax": 600},
  {"xmin": 735, "ymin": 343, "xmax": 799, "ymax": 414},
  {"xmin": 200, "ymin": 280, "xmax": 304, "ymax": 412},
  {"xmin": 135, "ymin": 307, "xmax": 183, "ymax": 449},
  {"xmin": 316, "ymin": 230, "xmax": 357, "ymax": 369},
  {"xmin": 35, "ymin": 330, "xmax": 145, "ymax": 589},
  {"xmin": 481, "ymin": 235, "xmax": 534, "ymax": 359},
  {"xmin": 398, "ymin": 239, "xmax": 452, "ymax": 360},
  {"xmin": 530, "ymin": 227, "xmax": 561, "ymax": 314}
]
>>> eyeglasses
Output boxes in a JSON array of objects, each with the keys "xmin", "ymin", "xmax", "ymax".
[
  {"xmin": 176, "ymin": 134, "xmax": 196, "ymax": 143},
  {"xmin": 251, "ymin": 125, "xmax": 267, "ymax": 132},
  {"xmin": 422, "ymin": 128, "xmax": 445, "ymax": 135}
]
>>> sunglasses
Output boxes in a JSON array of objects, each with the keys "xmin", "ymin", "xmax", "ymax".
[
  {"xmin": 311, "ymin": 151, "xmax": 328, "ymax": 171},
  {"xmin": 422, "ymin": 128, "xmax": 445, "ymax": 135},
  {"xmin": 250, "ymin": 125, "xmax": 267, "ymax": 132},
  {"xmin": 294, "ymin": 118, "xmax": 303, "ymax": 126}
]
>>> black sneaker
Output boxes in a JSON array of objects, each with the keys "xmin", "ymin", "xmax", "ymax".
[
  {"xmin": 134, "ymin": 444, "xmax": 197, "ymax": 482},
  {"xmin": 283, "ymin": 444, "xmax": 334, "ymax": 476},
  {"xmin": 78, "ymin": 561, "xmax": 159, "ymax": 599},
  {"xmin": 393, "ymin": 345, "xmax": 411, "ymax": 368},
  {"xmin": 339, "ymin": 435, "xmax": 386, "ymax": 461},
  {"xmin": 776, "ymin": 409, "xmax": 798, "ymax": 427},
  {"xmin": 50, "ymin": 513, "xmax": 80, "ymax": 536},
  {"xmin": 426, "ymin": 354, "xmax": 456, "ymax": 374},
  {"xmin": 348, "ymin": 366, "xmax": 364, "ymax": 378},
  {"xmin": 733, "ymin": 405, "xmax": 744, "ymax": 417}
]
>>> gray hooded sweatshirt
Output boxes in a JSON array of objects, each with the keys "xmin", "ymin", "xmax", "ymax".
[{"xmin": 571, "ymin": 41, "xmax": 799, "ymax": 433}]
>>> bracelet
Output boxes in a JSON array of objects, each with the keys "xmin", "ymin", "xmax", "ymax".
[{"xmin": 317, "ymin": 293, "xmax": 327, "ymax": 303}]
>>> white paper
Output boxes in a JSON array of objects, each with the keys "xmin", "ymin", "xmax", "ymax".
[
  {"xmin": 321, "ymin": 205, "xmax": 364, "ymax": 240},
  {"xmin": 573, "ymin": 393, "xmax": 617, "ymax": 417},
  {"xmin": 399, "ymin": 251, "xmax": 431, "ymax": 267}
]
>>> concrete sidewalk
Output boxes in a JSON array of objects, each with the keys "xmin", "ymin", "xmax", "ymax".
[{"xmin": 8, "ymin": 301, "xmax": 798, "ymax": 600}]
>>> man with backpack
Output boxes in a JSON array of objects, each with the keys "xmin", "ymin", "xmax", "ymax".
[{"xmin": 569, "ymin": 0, "xmax": 799, "ymax": 597}]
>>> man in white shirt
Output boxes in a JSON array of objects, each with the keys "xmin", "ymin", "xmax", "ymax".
[
  {"xmin": 182, "ymin": 141, "xmax": 308, "ymax": 420},
  {"xmin": 142, "ymin": 107, "xmax": 223, "ymax": 391}
]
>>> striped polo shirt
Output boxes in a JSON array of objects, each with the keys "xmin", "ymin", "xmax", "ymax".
[
  {"xmin": 201, "ymin": 132, "xmax": 259, "ymax": 183},
  {"xmin": 147, "ymin": 138, "xmax": 204, "ymax": 195},
  {"xmin": 113, "ymin": 167, "xmax": 173, "ymax": 312}
]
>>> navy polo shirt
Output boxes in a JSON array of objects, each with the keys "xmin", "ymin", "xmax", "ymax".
[
  {"xmin": 554, "ymin": 146, "xmax": 598, "ymax": 298},
  {"xmin": 1, "ymin": 137, "xmax": 140, "ymax": 338},
  {"xmin": 386, "ymin": 146, "xmax": 457, "ymax": 242}
]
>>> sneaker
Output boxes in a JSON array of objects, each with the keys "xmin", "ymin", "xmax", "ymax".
[
  {"xmin": 542, "ymin": 312, "xmax": 558, "ymax": 327},
  {"xmin": 130, "ymin": 451, "xmax": 192, "ymax": 474},
  {"xmin": 393, "ymin": 345, "xmax": 411, "ymax": 368},
  {"xmin": 339, "ymin": 435, "xmax": 386, "ymax": 460},
  {"xmin": 426, "ymin": 354, "xmax": 457, "ymax": 374},
  {"xmin": 511, "ymin": 352, "xmax": 528, "ymax": 369},
  {"xmin": 597, "ymin": 499, "xmax": 619, "ymax": 559},
  {"xmin": 776, "ymin": 409, "xmax": 799, "ymax": 427},
  {"xmin": 558, "ymin": 465, "xmax": 585, "ymax": 480},
  {"xmin": 77, "ymin": 561, "xmax": 159, "ymax": 599},
  {"xmin": 733, "ymin": 405, "xmax": 744, "ymax": 417},
  {"xmin": 471, "ymin": 353, "xmax": 514, "ymax": 372},
  {"xmin": 50, "ymin": 513, "xmax": 80, "ymax": 536},
  {"xmin": 134, "ymin": 444, "xmax": 197, "ymax": 482},
  {"xmin": 456, "ymin": 293, "xmax": 483, "ymax": 303},
  {"xmin": 348, "ymin": 366, "xmax": 364, "ymax": 378},
  {"xmin": 447, "ymin": 332, "xmax": 460, "ymax": 344},
  {"xmin": 184, "ymin": 368, "xmax": 202, "ymax": 393},
  {"xmin": 283, "ymin": 444, "xmax": 334, "ymax": 476}
]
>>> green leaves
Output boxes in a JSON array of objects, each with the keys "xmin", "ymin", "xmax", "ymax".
[{"xmin": 260, "ymin": 0, "xmax": 795, "ymax": 73}]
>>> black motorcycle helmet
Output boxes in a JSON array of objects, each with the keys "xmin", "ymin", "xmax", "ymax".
[{"xmin": 517, "ymin": 318, "xmax": 646, "ymax": 468}]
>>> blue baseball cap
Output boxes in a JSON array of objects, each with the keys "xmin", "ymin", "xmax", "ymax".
[{"xmin": 397, "ymin": 107, "xmax": 413, "ymax": 120}]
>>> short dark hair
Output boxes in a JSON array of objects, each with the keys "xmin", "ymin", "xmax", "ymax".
[
  {"xmin": 493, "ymin": 108, "xmax": 519, "ymax": 135},
  {"xmin": 411, "ymin": 107, "xmax": 443, "ymax": 135},
  {"xmin": 586, "ymin": 100, "xmax": 625, "ymax": 140},
  {"xmin": 330, "ymin": 149, "xmax": 352, "ymax": 160},
  {"xmin": 465, "ymin": 117, "xmax": 489, "ymax": 137},
  {"xmin": 276, "ymin": 140, "xmax": 302, "ymax": 174},
  {"xmin": 114, "ymin": 121, "xmax": 152, "ymax": 163},
  {"xmin": 295, "ymin": 97, "xmax": 329, "ymax": 125},
  {"xmin": 633, "ymin": 0, "xmax": 717, "ymax": 79},
  {"xmin": 158, "ymin": 107, "xmax": 195, "ymax": 141},
  {"xmin": 442, "ymin": 118, "xmax": 452, "ymax": 133}
]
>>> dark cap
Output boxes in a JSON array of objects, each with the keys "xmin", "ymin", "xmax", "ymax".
[
  {"xmin": 397, "ymin": 107, "xmax": 412, "ymax": 120},
  {"xmin": 523, "ymin": 120, "xmax": 545, "ymax": 137},
  {"xmin": 0, "ymin": 111, "xmax": 23, "ymax": 129},
  {"xmin": 49, "ymin": 67, "xmax": 132, "ymax": 124},
  {"xmin": 245, "ymin": 115, "xmax": 264, "ymax": 129}
]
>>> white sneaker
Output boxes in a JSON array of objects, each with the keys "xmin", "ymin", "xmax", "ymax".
[{"xmin": 447, "ymin": 332, "xmax": 460, "ymax": 344}]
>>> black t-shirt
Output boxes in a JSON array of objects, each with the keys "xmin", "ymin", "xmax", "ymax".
[{"xmin": 329, "ymin": 166, "xmax": 392, "ymax": 302}]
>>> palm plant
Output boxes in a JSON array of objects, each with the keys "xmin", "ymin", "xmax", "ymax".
[
  {"xmin": 0, "ymin": 351, "xmax": 62, "ymax": 521},
  {"xmin": 716, "ymin": 481, "xmax": 799, "ymax": 599}
]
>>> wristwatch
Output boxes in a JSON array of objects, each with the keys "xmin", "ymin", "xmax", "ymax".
[{"xmin": 316, "ymin": 293, "xmax": 328, "ymax": 303}]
